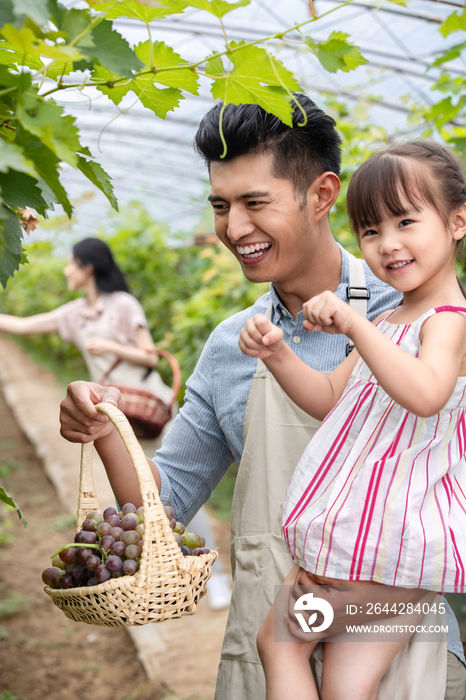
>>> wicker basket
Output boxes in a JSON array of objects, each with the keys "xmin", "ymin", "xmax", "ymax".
[
  {"xmin": 44, "ymin": 402, "xmax": 218, "ymax": 627},
  {"xmin": 99, "ymin": 348, "xmax": 182, "ymax": 440}
]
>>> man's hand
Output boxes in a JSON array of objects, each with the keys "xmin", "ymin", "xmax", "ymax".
[
  {"xmin": 59, "ymin": 381, "xmax": 124, "ymax": 444},
  {"xmin": 303, "ymin": 291, "xmax": 357, "ymax": 337},
  {"xmin": 239, "ymin": 314, "xmax": 285, "ymax": 359}
]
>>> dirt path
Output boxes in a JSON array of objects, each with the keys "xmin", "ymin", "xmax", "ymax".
[
  {"xmin": 0, "ymin": 390, "xmax": 170, "ymax": 700},
  {"xmin": 0, "ymin": 339, "xmax": 231, "ymax": 700}
]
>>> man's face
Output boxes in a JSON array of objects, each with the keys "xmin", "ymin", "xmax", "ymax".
[{"xmin": 208, "ymin": 153, "xmax": 320, "ymax": 289}]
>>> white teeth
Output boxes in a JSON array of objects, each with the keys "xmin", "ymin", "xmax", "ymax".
[
  {"xmin": 388, "ymin": 260, "xmax": 412, "ymax": 269},
  {"xmin": 237, "ymin": 242, "xmax": 271, "ymax": 256}
]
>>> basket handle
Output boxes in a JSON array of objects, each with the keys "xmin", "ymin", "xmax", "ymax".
[
  {"xmin": 76, "ymin": 403, "xmax": 214, "ymax": 581},
  {"xmin": 76, "ymin": 442, "xmax": 101, "ymax": 533},
  {"xmin": 98, "ymin": 348, "xmax": 181, "ymax": 408}
]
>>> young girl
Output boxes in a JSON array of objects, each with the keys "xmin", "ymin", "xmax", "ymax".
[{"xmin": 239, "ymin": 141, "xmax": 466, "ymax": 700}]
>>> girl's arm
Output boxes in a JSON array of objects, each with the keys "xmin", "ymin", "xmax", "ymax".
[
  {"xmin": 304, "ymin": 292, "xmax": 466, "ymax": 418},
  {"xmin": 0, "ymin": 311, "xmax": 58, "ymax": 334},
  {"xmin": 239, "ymin": 314, "xmax": 359, "ymax": 420},
  {"xmin": 85, "ymin": 326, "xmax": 158, "ymax": 368}
]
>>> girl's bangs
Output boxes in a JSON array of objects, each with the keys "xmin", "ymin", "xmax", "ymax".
[{"xmin": 347, "ymin": 155, "xmax": 431, "ymax": 234}]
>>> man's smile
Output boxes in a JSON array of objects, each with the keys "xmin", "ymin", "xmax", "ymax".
[{"xmin": 236, "ymin": 242, "xmax": 272, "ymax": 259}]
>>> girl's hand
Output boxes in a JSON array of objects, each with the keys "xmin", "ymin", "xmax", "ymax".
[
  {"xmin": 85, "ymin": 337, "xmax": 114, "ymax": 355},
  {"xmin": 303, "ymin": 291, "xmax": 357, "ymax": 336},
  {"xmin": 239, "ymin": 314, "xmax": 285, "ymax": 359}
]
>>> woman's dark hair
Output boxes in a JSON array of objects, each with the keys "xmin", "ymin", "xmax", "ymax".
[
  {"xmin": 72, "ymin": 238, "xmax": 129, "ymax": 294},
  {"xmin": 346, "ymin": 140, "xmax": 466, "ymax": 296},
  {"xmin": 194, "ymin": 94, "xmax": 341, "ymax": 204}
]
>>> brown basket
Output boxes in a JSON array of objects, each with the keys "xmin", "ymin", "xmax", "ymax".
[
  {"xmin": 99, "ymin": 348, "xmax": 182, "ymax": 440},
  {"xmin": 44, "ymin": 402, "xmax": 218, "ymax": 627}
]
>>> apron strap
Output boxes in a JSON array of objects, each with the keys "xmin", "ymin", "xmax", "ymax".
[{"xmin": 346, "ymin": 252, "xmax": 369, "ymax": 355}]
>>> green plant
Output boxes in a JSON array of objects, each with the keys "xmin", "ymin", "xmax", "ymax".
[{"xmin": 0, "ymin": 0, "xmax": 375, "ymax": 290}]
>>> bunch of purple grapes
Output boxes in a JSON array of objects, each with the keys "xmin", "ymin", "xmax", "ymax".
[
  {"xmin": 42, "ymin": 503, "xmax": 145, "ymax": 590},
  {"xmin": 163, "ymin": 505, "xmax": 211, "ymax": 557},
  {"xmin": 42, "ymin": 503, "xmax": 213, "ymax": 591}
]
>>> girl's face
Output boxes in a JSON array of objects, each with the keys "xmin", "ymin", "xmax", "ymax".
[
  {"xmin": 63, "ymin": 256, "xmax": 93, "ymax": 291},
  {"xmin": 359, "ymin": 196, "xmax": 466, "ymax": 298}
]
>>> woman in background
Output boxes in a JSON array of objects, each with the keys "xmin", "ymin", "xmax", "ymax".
[{"xmin": 0, "ymin": 237, "xmax": 231, "ymax": 609}]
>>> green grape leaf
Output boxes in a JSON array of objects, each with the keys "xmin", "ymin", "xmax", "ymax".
[
  {"xmin": 34, "ymin": 40, "xmax": 84, "ymax": 62},
  {"xmin": 183, "ymin": 0, "xmax": 250, "ymax": 18},
  {"xmin": 0, "ymin": 40, "xmax": 44, "ymax": 71},
  {"xmin": 0, "ymin": 170, "xmax": 47, "ymax": 209},
  {"xmin": 0, "ymin": 204, "xmax": 24, "ymax": 288},
  {"xmin": 12, "ymin": 0, "xmax": 49, "ymax": 29},
  {"xmin": 229, "ymin": 42, "xmax": 300, "ymax": 89},
  {"xmin": 41, "ymin": 60, "xmax": 74, "ymax": 82},
  {"xmin": 305, "ymin": 31, "xmax": 368, "ymax": 73},
  {"xmin": 46, "ymin": 0, "xmax": 63, "ymax": 27},
  {"xmin": 17, "ymin": 133, "xmax": 72, "ymax": 217},
  {"xmin": 135, "ymin": 40, "xmax": 199, "ymax": 94},
  {"xmin": 0, "ymin": 141, "xmax": 37, "ymax": 177},
  {"xmin": 424, "ymin": 96, "xmax": 463, "ymax": 129},
  {"xmin": 0, "ymin": 24, "xmax": 36, "ymax": 53},
  {"xmin": 0, "ymin": 1, "xmax": 16, "ymax": 26},
  {"xmin": 34, "ymin": 174, "xmax": 60, "ymax": 213},
  {"xmin": 0, "ymin": 25, "xmax": 83, "ymax": 70},
  {"xmin": 78, "ymin": 19, "xmax": 143, "ymax": 78},
  {"xmin": 131, "ymin": 76, "xmax": 182, "ymax": 117},
  {"xmin": 87, "ymin": 0, "xmax": 187, "ymax": 22},
  {"xmin": 76, "ymin": 157, "xmax": 118, "ymax": 211},
  {"xmin": 432, "ymin": 41, "xmax": 466, "ymax": 68},
  {"xmin": 205, "ymin": 53, "xmax": 224, "ymax": 77},
  {"xmin": 209, "ymin": 43, "xmax": 300, "ymax": 126},
  {"xmin": 440, "ymin": 8, "xmax": 466, "ymax": 38},
  {"xmin": 16, "ymin": 90, "xmax": 81, "ymax": 167},
  {"xmin": 60, "ymin": 7, "xmax": 91, "ymax": 41},
  {"xmin": 0, "ymin": 486, "xmax": 27, "ymax": 526},
  {"xmin": 92, "ymin": 66, "xmax": 132, "ymax": 105},
  {"xmin": 434, "ymin": 74, "xmax": 466, "ymax": 97}
]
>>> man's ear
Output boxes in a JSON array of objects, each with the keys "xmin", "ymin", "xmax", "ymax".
[
  {"xmin": 451, "ymin": 203, "xmax": 466, "ymax": 241},
  {"xmin": 307, "ymin": 172, "xmax": 341, "ymax": 222}
]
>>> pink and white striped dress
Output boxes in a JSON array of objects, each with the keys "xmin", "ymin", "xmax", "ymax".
[{"xmin": 280, "ymin": 306, "xmax": 466, "ymax": 592}]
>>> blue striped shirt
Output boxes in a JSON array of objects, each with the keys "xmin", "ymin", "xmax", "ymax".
[
  {"xmin": 156, "ymin": 247, "xmax": 400, "ymax": 524},
  {"xmin": 155, "ymin": 245, "xmax": 465, "ymax": 663}
]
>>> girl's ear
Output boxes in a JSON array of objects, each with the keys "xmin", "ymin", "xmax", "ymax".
[{"xmin": 451, "ymin": 203, "xmax": 466, "ymax": 241}]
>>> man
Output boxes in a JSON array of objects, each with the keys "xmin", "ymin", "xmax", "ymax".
[{"xmin": 60, "ymin": 96, "xmax": 466, "ymax": 699}]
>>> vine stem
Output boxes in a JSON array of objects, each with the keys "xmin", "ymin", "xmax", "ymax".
[
  {"xmin": 146, "ymin": 21, "xmax": 155, "ymax": 71},
  {"xmin": 218, "ymin": 99, "xmax": 228, "ymax": 159},
  {"xmin": 265, "ymin": 41, "xmax": 307, "ymax": 127},
  {"xmin": 40, "ymin": 0, "xmax": 358, "ymax": 97}
]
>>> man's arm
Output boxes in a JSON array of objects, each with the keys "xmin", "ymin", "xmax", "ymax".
[{"xmin": 59, "ymin": 330, "xmax": 236, "ymax": 523}]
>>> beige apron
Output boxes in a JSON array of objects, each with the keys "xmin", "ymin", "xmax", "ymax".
[{"xmin": 214, "ymin": 255, "xmax": 447, "ymax": 700}]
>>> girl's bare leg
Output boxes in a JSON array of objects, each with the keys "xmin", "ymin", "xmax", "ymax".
[
  {"xmin": 257, "ymin": 564, "xmax": 320, "ymax": 700},
  {"xmin": 320, "ymin": 588, "xmax": 438, "ymax": 700}
]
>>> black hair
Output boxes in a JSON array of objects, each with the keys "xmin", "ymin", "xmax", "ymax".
[
  {"xmin": 72, "ymin": 238, "xmax": 129, "ymax": 294},
  {"xmin": 194, "ymin": 94, "xmax": 342, "ymax": 202}
]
